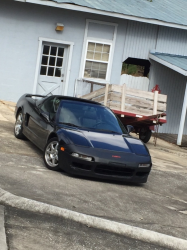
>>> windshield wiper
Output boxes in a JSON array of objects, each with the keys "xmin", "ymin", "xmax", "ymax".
[
  {"xmin": 92, "ymin": 128, "xmax": 121, "ymax": 134},
  {"xmin": 58, "ymin": 122, "xmax": 81, "ymax": 128}
]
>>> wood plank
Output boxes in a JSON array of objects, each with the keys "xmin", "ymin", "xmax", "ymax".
[
  {"xmin": 104, "ymin": 83, "xmax": 109, "ymax": 106},
  {"xmin": 126, "ymin": 87, "xmax": 167, "ymax": 103},
  {"xmin": 110, "ymin": 105, "xmax": 153, "ymax": 116},
  {"xmin": 92, "ymin": 95, "xmax": 105, "ymax": 103},
  {"xmin": 125, "ymin": 96, "xmax": 153, "ymax": 109},
  {"xmin": 153, "ymin": 91, "xmax": 158, "ymax": 115},
  {"xmin": 121, "ymin": 84, "xmax": 126, "ymax": 111},
  {"xmin": 81, "ymin": 87, "xmax": 105, "ymax": 100},
  {"xmin": 109, "ymin": 94, "xmax": 166, "ymax": 111},
  {"xmin": 108, "ymin": 92, "xmax": 121, "ymax": 102},
  {"xmin": 109, "ymin": 93, "xmax": 166, "ymax": 109},
  {"xmin": 109, "ymin": 102, "xmax": 153, "ymax": 116},
  {"xmin": 111, "ymin": 84, "xmax": 122, "ymax": 92},
  {"xmin": 158, "ymin": 94, "xmax": 167, "ymax": 103},
  {"xmin": 126, "ymin": 87, "xmax": 154, "ymax": 100},
  {"xmin": 157, "ymin": 103, "xmax": 167, "ymax": 111}
]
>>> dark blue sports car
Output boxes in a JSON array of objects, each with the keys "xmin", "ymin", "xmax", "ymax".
[{"xmin": 14, "ymin": 94, "xmax": 152, "ymax": 183}]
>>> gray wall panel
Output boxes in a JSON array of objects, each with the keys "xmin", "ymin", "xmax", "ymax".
[
  {"xmin": 156, "ymin": 26, "xmax": 187, "ymax": 56},
  {"xmin": 87, "ymin": 22, "xmax": 115, "ymax": 40},
  {"xmin": 149, "ymin": 60, "xmax": 187, "ymax": 135},
  {"xmin": 0, "ymin": 0, "xmax": 126, "ymax": 102},
  {"xmin": 123, "ymin": 21, "xmax": 158, "ymax": 61}
]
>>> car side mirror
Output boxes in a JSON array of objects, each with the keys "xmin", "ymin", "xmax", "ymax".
[
  {"xmin": 41, "ymin": 111, "xmax": 50, "ymax": 122},
  {"xmin": 127, "ymin": 125, "xmax": 134, "ymax": 134}
]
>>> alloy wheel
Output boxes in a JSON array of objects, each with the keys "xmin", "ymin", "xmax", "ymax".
[
  {"xmin": 45, "ymin": 141, "xmax": 59, "ymax": 167},
  {"xmin": 15, "ymin": 113, "xmax": 23, "ymax": 136}
]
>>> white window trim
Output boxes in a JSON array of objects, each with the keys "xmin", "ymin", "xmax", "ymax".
[
  {"xmin": 33, "ymin": 37, "xmax": 74, "ymax": 96},
  {"xmin": 79, "ymin": 19, "xmax": 118, "ymax": 84},
  {"xmin": 82, "ymin": 39, "xmax": 113, "ymax": 82}
]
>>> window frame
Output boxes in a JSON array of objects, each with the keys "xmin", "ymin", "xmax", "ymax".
[{"xmin": 82, "ymin": 39, "xmax": 113, "ymax": 82}]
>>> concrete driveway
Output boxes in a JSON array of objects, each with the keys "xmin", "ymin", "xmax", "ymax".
[{"xmin": 0, "ymin": 100, "xmax": 187, "ymax": 242}]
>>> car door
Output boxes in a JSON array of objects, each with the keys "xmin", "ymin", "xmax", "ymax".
[{"xmin": 27, "ymin": 97, "xmax": 56, "ymax": 150}]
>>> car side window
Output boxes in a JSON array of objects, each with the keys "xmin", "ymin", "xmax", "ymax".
[{"xmin": 40, "ymin": 97, "xmax": 61, "ymax": 121}]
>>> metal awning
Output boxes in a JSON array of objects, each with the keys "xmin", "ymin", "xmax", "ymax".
[
  {"xmin": 149, "ymin": 51, "xmax": 187, "ymax": 146},
  {"xmin": 149, "ymin": 52, "xmax": 187, "ymax": 76}
]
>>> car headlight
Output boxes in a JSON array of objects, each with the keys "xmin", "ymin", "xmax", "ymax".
[
  {"xmin": 71, "ymin": 153, "xmax": 93, "ymax": 162},
  {"xmin": 139, "ymin": 163, "xmax": 151, "ymax": 168}
]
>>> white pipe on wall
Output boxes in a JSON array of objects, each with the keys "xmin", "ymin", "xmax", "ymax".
[{"xmin": 177, "ymin": 80, "xmax": 187, "ymax": 145}]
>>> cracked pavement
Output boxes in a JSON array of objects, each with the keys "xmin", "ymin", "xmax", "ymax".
[{"xmin": 0, "ymin": 101, "xmax": 187, "ymax": 246}]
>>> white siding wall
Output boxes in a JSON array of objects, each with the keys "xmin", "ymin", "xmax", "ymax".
[
  {"xmin": 120, "ymin": 74, "xmax": 149, "ymax": 91},
  {"xmin": 123, "ymin": 21, "xmax": 158, "ymax": 60},
  {"xmin": 149, "ymin": 60, "xmax": 187, "ymax": 135},
  {"xmin": 0, "ymin": 0, "xmax": 127, "ymax": 102},
  {"xmin": 156, "ymin": 26, "xmax": 187, "ymax": 56}
]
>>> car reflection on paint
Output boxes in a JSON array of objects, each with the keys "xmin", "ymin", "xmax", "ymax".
[{"xmin": 14, "ymin": 94, "xmax": 152, "ymax": 183}]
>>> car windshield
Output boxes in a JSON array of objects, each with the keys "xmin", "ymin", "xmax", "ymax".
[{"xmin": 56, "ymin": 100, "xmax": 127, "ymax": 134}]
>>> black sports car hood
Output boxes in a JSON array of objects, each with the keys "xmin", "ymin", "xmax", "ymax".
[{"xmin": 61, "ymin": 129, "xmax": 149, "ymax": 156}]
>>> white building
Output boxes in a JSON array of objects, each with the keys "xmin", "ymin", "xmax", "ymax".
[{"xmin": 1, "ymin": 0, "xmax": 187, "ymax": 145}]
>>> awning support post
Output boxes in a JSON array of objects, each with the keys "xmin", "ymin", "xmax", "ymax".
[{"xmin": 177, "ymin": 80, "xmax": 187, "ymax": 145}]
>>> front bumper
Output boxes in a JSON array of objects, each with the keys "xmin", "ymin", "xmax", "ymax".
[{"xmin": 59, "ymin": 146, "xmax": 152, "ymax": 184}]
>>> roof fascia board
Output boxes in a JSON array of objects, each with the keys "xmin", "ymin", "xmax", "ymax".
[
  {"xmin": 149, "ymin": 53, "xmax": 187, "ymax": 76},
  {"xmin": 15, "ymin": 0, "xmax": 187, "ymax": 30}
]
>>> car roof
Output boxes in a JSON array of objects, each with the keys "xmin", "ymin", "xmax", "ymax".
[{"xmin": 44, "ymin": 95, "xmax": 103, "ymax": 106}]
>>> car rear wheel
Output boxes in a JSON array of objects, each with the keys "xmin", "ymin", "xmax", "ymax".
[
  {"xmin": 14, "ymin": 111, "xmax": 25, "ymax": 139},
  {"xmin": 44, "ymin": 137, "xmax": 60, "ymax": 171}
]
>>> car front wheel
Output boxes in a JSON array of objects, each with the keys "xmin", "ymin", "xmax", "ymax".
[
  {"xmin": 14, "ymin": 111, "xmax": 25, "ymax": 139},
  {"xmin": 44, "ymin": 137, "xmax": 60, "ymax": 171}
]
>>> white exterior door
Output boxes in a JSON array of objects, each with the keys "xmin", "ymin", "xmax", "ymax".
[{"xmin": 37, "ymin": 43, "xmax": 68, "ymax": 96}]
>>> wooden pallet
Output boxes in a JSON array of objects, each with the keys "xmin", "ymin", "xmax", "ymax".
[{"xmin": 81, "ymin": 84, "xmax": 167, "ymax": 119}]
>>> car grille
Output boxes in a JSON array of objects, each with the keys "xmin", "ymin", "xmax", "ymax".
[
  {"xmin": 72, "ymin": 162, "xmax": 92, "ymax": 171},
  {"xmin": 95, "ymin": 165, "xmax": 135, "ymax": 177}
]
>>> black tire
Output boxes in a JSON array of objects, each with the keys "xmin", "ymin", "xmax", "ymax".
[
  {"xmin": 139, "ymin": 129, "xmax": 152, "ymax": 143},
  {"xmin": 14, "ymin": 110, "xmax": 25, "ymax": 139},
  {"xmin": 43, "ymin": 137, "xmax": 60, "ymax": 171}
]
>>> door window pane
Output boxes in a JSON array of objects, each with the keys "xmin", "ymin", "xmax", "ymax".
[
  {"xmin": 56, "ymin": 58, "xmax": 63, "ymax": 67},
  {"xmin": 49, "ymin": 57, "xmax": 56, "ymax": 66},
  {"xmin": 55, "ymin": 68, "xmax": 61, "ymax": 77},
  {"xmin": 48, "ymin": 67, "xmax": 54, "ymax": 76},
  {"xmin": 58, "ymin": 48, "xmax": 64, "ymax": 57},
  {"xmin": 43, "ymin": 45, "xmax": 50, "ymax": 55},
  {"xmin": 40, "ymin": 66, "xmax": 47, "ymax": 75},
  {"xmin": 50, "ymin": 47, "xmax": 57, "ymax": 56},
  {"xmin": 41, "ymin": 56, "xmax": 48, "ymax": 65}
]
